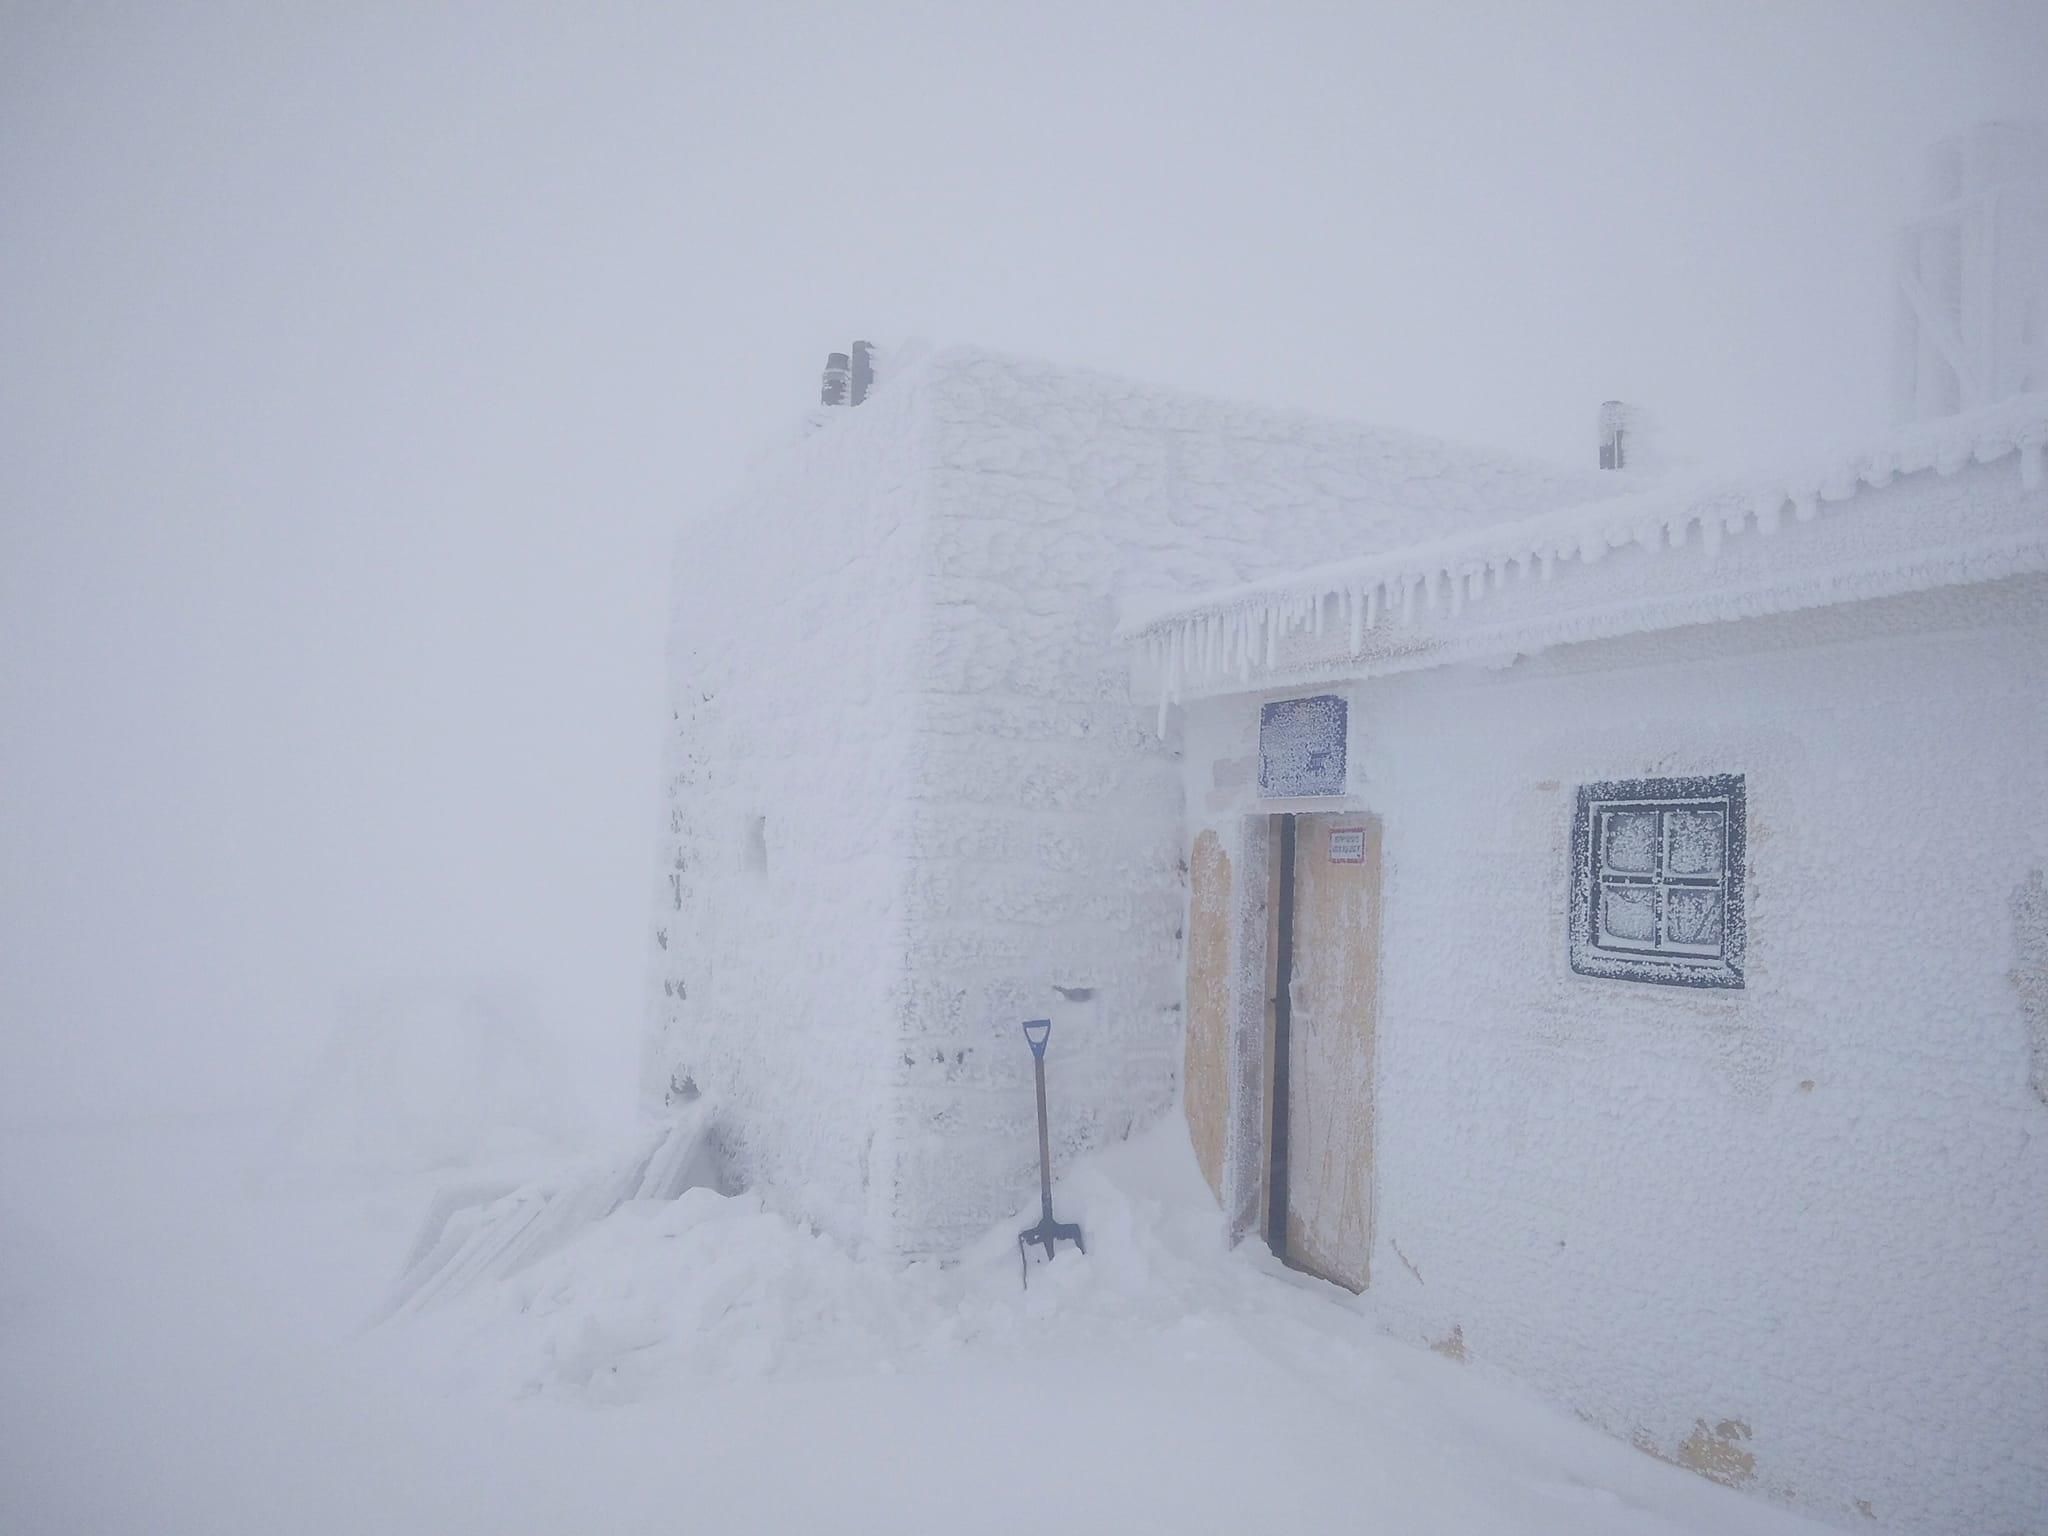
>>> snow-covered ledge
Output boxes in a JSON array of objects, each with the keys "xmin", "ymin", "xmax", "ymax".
[{"xmin": 1117, "ymin": 394, "xmax": 2048, "ymax": 717}]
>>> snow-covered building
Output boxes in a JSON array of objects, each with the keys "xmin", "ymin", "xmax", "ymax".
[{"xmin": 648, "ymin": 125, "xmax": 2048, "ymax": 1536}]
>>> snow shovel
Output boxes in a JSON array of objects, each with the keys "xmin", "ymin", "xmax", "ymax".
[{"xmin": 1017, "ymin": 1018, "xmax": 1085, "ymax": 1286}]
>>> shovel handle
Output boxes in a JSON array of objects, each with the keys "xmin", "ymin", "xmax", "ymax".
[{"xmin": 1022, "ymin": 1018, "xmax": 1051, "ymax": 1057}]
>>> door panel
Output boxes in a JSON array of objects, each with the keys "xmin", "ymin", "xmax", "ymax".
[
  {"xmin": 1284, "ymin": 813, "xmax": 1381, "ymax": 1291},
  {"xmin": 1183, "ymin": 829, "xmax": 1232, "ymax": 1202}
]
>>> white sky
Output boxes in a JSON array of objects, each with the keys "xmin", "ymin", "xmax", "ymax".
[{"xmin": 3, "ymin": 1, "xmax": 2044, "ymax": 1121}]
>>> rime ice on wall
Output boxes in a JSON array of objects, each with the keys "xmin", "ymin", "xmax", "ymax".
[
  {"xmin": 882, "ymin": 350, "xmax": 1615, "ymax": 1254},
  {"xmin": 650, "ymin": 345, "xmax": 1607, "ymax": 1256},
  {"xmin": 646, "ymin": 370, "xmax": 932, "ymax": 1245}
]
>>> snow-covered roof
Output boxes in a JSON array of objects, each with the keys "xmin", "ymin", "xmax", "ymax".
[
  {"xmin": 945, "ymin": 348, "xmax": 1629, "ymax": 602},
  {"xmin": 1117, "ymin": 393, "xmax": 2048, "ymax": 708},
  {"xmin": 771, "ymin": 342, "xmax": 1633, "ymax": 602}
]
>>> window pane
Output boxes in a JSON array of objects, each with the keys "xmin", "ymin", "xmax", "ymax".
[
  {"xmin": 1666, "ymin": 808, "xmax": 1726, "ymax": 878},
  {"xmin": 1599, "ymin": 883, "xmax": 1658, "ymax": 945},
  {"xmin": 1601, "ymin": 810, "xmax": 1658, "ymax": 874},
  {"xmin": 1665, "ymin": 886, "xmax": 1725, "ymax": 948}
]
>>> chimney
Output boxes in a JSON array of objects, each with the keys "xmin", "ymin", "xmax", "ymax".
[
  {"xmin": 1894, "ymin": 120, "xmax": 2048, "ymax": 421},
  {"xmin": 850, "ymin": 340, "xmax": 876, "ymax": 405},
  {"xmin": 1598, "ymin": 400, "xmax": 1631, "ymax": 470},
  {"xmin": 820, "ymin": 352, "xmax": 851, "ymax": 407}
]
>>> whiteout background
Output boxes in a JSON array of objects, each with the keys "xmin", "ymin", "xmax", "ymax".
[
  {"xmin": 5, "ymin": 9, "xmax": 2046, "ymax": 1535},
  {"xmin": 6, "ymin": 1, "xmax": 2046, "ymax": 1125}
]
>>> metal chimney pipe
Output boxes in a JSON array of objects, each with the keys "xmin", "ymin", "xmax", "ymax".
[
  {"xmin": 821, "ymin": 352, "xmax": 851, "ymax": 407},
  {"xmin": 1598, "ymin": 400, "xmax": 1630, "ymax": 471},
  {"xmin": 849, "ymin": 340, "xmax": 875, "ymax": 406}
]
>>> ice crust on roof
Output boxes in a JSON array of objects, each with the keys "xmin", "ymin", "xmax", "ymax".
[{"xmin": 1121, "ymin": 392, "xmax": 2048, "ymax": 712}]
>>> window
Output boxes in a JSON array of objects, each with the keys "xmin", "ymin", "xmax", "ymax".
[
  {"xmin": 1259, "ymin": 695, "xmax": 1348, "ymax": 797},
  {"xmin": 1570, "ymin": 774, "xmax": 1744, "ymax": 988}
]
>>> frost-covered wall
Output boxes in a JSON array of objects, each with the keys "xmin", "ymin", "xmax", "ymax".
[
  {"xmin": 1180, "ymin": 575, "xmax": 2048, "ymax": 1535},
  {"xmin": 644, "ymin": 379, "xmax": 932, "ymax": 1245},
  {"xmin": 881, "ymin": 349, "xmax": 1607, "ymax": 1255},
  {"xmin": 651, "ymin": 345, "xmax": 1615, "ymax": 1256}
]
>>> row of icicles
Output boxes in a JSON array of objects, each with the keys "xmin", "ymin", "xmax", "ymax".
[
  {"xmin": 1135, "ymin": 484, "xmax": 1839, "ymax": 730},
  {"xmin": 1136, "ymin": 429, "xmax": 2046, "ymax": 730}
]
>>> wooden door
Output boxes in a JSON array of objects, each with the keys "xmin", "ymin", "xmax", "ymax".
[
  {"xmin": 1183, "ymin": 829, "xmax": 1232, "ymax": 1203},
  {"xmin": 1283, "ymin": 813, "xmax": 1381, "ymax": 1291}
]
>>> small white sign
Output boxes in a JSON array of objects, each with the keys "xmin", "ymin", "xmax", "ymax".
[{"xmin": 1327, "ymin": 827, "xmax": 1367, "ymax": 863}]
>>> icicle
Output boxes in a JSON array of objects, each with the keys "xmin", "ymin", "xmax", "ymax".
[
  {"xmin": 1156, "ymin": 627, "xmax": 1178, "ymax": 735},
  {"xmin": 1666, "ymin": 518, "xmax": 1686, "ymax": 550},
  {"xmin": 1539, "ymin": 551, "xmax": 1556, "ymax": 581},
  {"xmin": 1754, "ymin": 493, "xmax": 1784, "ymax": 536},
  {"xmin": 1422, "ymin": 571, "xmax": 1439, "ymax": 611},
  {"xmin": 1702, "ymin": 516, "xmax": 1723, "ymax": 560},
  {"xmin": 2021, "ymin": 441, "xmax": 2043, "ymax": 491},
  {"xmin": 1449, "ymin": 573, "xmax": 1464, "ymax": 616},
  {"xmin": 1489, "ymin": 561, "xmax": 1505, "ymax": 591},
  {"xmin": 1264, "ymin": 604, "xmax": 1278, "ymax": 668},
  {"xmin": 1400, "ymin": 577, "xmax": 1416, "ymax": 623},
  {"xmin": 1793, "ymin": 490, "xmax": 1818, "ymax": 523},
  {"xmin": 1348, "ymin": 588, "xmax": 1365, "ymax": 655},
  {"xmin": 1365, "ymin": 584, "xmax": 1380, "ymax": 632}
]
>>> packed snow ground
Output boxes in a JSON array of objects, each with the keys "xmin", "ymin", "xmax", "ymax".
[{"xmin": 0, "ymin": 1109, "xmax": 1837, "ymax": 1536}]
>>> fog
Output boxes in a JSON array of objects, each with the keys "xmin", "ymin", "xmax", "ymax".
[{"xmin": 3, "ymin": 1, "xmax": 2043, "ymax": 1126}]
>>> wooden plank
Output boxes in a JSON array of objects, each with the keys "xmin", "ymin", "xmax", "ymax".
[
  {"xmin": 1284, "ymin": 813, "xmax": 1382, "ymax": 1291},
  {"xmin": 1183, "ymin": 829, "xmax": 1233, "ymax": 1202}
]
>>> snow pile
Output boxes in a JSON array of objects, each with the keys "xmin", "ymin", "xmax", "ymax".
[
  {"xmin": 358, "ymin": 1118, "xmax": 1835, "ymax": 1534},
  {"xmin": 1, "ymin": 1111, "xmax": 1832, "ymax": 1536},
  {"xmin": 386, "ymin": 1117, "xmax": 1245, "ymax": 1400}
]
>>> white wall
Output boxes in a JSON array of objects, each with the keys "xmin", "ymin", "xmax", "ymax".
[
  {"xmin": 1181, "ymin": 575, "xmax": 2048, "ymax": 1534},
  {"xmin": 645, "ymin": 379, "xmax": 933, "ymax": 1245},
  {"xmin": 878, "ymin": 348, "xmax": 1607, "ymax": 1254}
]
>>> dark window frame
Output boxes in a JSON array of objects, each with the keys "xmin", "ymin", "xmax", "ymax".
[
  {"xmin": 1258, "ymin": 694, "xmax": 1348, "ymax": 798},
  {"xmin": 1569, "ymin": 773, "xmax": 1745, "ymax": 989}
]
